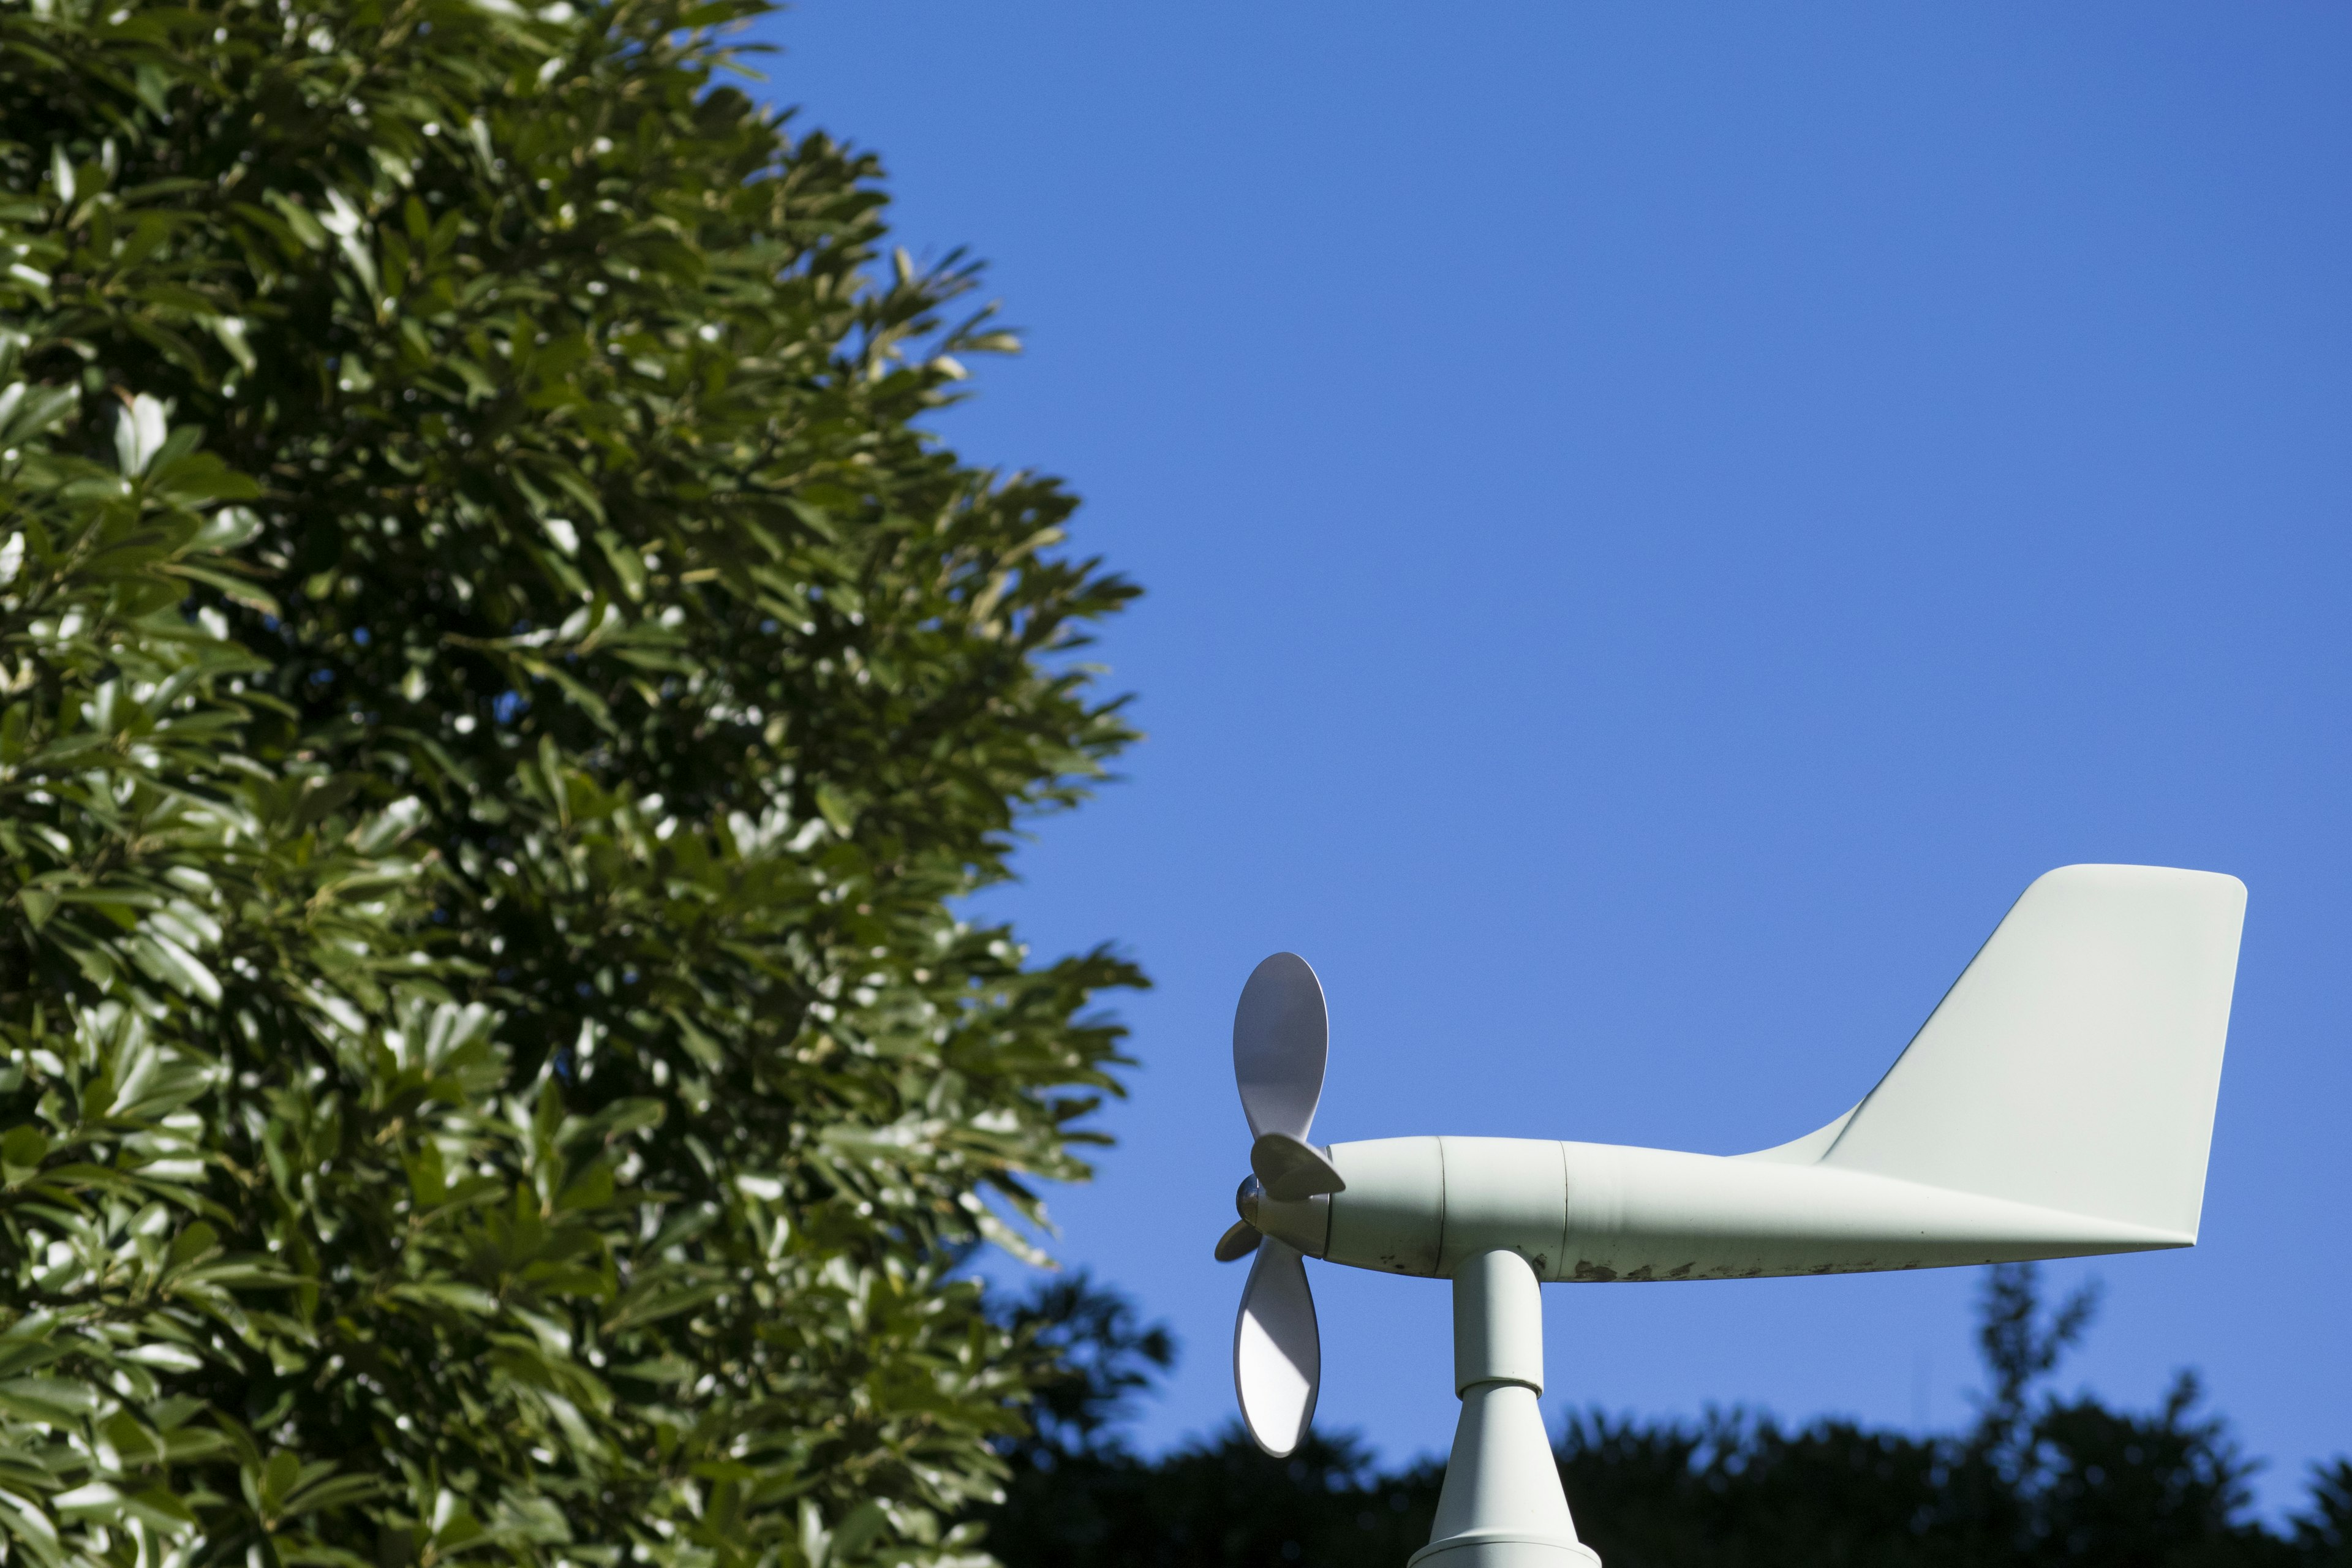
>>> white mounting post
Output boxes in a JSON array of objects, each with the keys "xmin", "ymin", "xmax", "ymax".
[{"xmin": 1407, "ymin": 1251, "xmax": 1600, "ymax": 1568}]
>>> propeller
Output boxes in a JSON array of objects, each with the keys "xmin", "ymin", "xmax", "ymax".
[{"xmin": 1218, "ymin": 952, "xmax": 1345, "ymax": 1456}]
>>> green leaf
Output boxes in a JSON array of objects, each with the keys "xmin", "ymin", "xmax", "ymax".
[
  {"xmin": 813, "ymin": 782, "xmax": 857, "ymax": 837},
  {"xmin": 0, "ymin": 1378, "xmax": 103, "ymax": 1423},
  {"xmin": 1, "ymin": 1125, "xmax": 48, "ymax": 1183},
  {"xmin": 385, "ymin": 1282, "xmax": 500, "ymax": 1317}
]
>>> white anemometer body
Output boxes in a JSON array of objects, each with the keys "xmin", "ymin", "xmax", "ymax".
[{"xmin": 1218, "ymin": 864, "xmax": 2247, "ymax": 1568}]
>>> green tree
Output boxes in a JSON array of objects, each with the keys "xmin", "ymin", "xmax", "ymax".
[
  {"xmin": 2293, "ymin": 1462, "xmax": 2352, "ymax": 1567},
  {"xmin": 0, "ymin": 2, "xmax": 1141, "ymax": 1566}
]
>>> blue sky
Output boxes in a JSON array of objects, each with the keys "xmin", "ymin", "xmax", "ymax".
[{"xmin": 760, "ymin": 2, "xmax": 2352, "ymax": 1514}]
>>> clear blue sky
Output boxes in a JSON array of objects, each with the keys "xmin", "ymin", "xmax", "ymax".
[{"xmin": 762, "ymin": 2, "xmax": 2352, "ymax": 1514}]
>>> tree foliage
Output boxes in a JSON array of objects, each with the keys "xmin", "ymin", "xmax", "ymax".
[
  {"xmin": 986, "ymin": 1265, "xmax": 2352, "ymax": 1568},
  {"xmin": 0, "ymin": 2, "xmax": 1142, "ymax": 1566}
]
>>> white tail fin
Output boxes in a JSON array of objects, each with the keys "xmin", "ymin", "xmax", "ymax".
[{"xmin": 1803, "ymin": 865, "xmax": 2245, "ymax": 1239}]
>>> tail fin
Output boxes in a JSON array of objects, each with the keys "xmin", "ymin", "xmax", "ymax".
[{"xmin": 1813, "ymin": 865, "xmax": 2246, "ymax": 1238}]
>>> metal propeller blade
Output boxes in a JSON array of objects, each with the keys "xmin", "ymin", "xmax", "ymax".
[
  {"xmin": 1234, "ymin": 952, "xmax": 1328, "ymax": 1143},
  {"xmin": 1223, "ymin": 954, "xmax": 1330, "ymax": 1451},
  {"xmin": 1232, "ymin": 1237, "xmax": 1319, "ymax": 1457},
  {"xmin": 1250, "ymin": 1131, "xmax": 1347, "ymax": 1202}
]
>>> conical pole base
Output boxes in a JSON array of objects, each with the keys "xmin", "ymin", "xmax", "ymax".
[{"xmin": 1406, "ymin": 1250, "xmax": 1599, "ymax": 1568}]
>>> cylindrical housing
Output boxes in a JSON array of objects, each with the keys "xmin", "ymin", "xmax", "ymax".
[
  {"xmin": 1313, "ymin": 1136, "xmax": 2184, "ymax": 1284},
  {"xmin": 1453, "ymin": 1249, "xmax": 1544, "ymax": 1396},
  {"xmin": 1411, "ymin": 1249, "xmax": 1596, "ymax": 1568}
]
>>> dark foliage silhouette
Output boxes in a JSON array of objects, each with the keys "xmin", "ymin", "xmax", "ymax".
[{"xmin": 982, "ymin": 1265, "xmax": 2343, "ymax": 1567}]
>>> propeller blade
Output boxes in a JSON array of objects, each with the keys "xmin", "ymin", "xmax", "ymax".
[
  {"xmin": 1215, "ymin": 1219, "xmax": 1264, "ymax": 1262},
  {"xmin": 1251, "ymin": 1132, "xmax": 1348, "ymax": 1202},
  {"xmin": 1234, "ymin": 953, "xmax": 1328, "ymax": 1143},
  {"xmin": 1233, "ymin": 1238, "xmax": 1320, "ymax": 1457}
]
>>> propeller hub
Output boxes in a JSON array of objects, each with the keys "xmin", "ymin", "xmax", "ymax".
[{"xmin": 1236, "ymin": 1174, "xmax": 1264, "ymax": 1229}]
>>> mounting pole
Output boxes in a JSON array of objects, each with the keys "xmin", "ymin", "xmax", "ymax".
[{"xmin": 1408, "ymin": 1250, "xmax": 1599, "ymax": 1568}]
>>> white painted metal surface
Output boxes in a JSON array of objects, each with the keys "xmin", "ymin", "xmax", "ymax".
[
  {"xmin": 1231, "ymin": 1236, "xmax": 1319, "ymax": 1458},
  {"xmin": 1450, "ymin": 1249, "xmax": 1546, "ymax": 1396},
  {"xmin": 1232, "ymin": 952, "xmax": 1328, "ymax": 1143},
  {"xmin": 1817, "ymin": 864, "xmax": 2243, "ymax": 1237},
  {"xmin": 1214, "ymin": 863, "xmax": 2250, "ymax": 1564},
  {"xmin": 1284, "ymin": 1134, "xmax": 2192, "ymax": 1282},
  {"xmin": 1411, "ymin": 1251, "xmax": 1597, "ymax": 1568},
  {"xmin": 1226, "ymin": 952, "xmax": 1335, "ymax": 1453}
]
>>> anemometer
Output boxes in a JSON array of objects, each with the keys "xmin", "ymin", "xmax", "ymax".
[{"xmin": 1215, "ymin": 863, "xmax": 2247, "ymax": 1568}]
